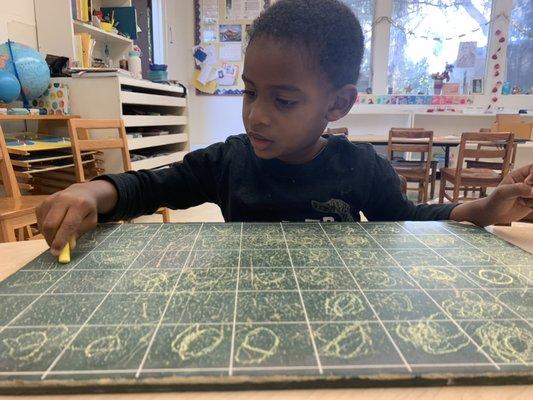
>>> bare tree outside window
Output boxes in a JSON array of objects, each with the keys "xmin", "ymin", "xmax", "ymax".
[
  {"xmin": 387, "ymin": 0, "xmax": 493, "ymax": 95},
  {"xmin": 341, "ymin": 0, "xmax": 374, "ymax": 91},
  {"xmin": 506, "ymin": 0, "xmax": 533, "ymax": 94}
]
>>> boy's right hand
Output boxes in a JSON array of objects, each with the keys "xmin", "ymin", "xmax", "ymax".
[{"xmin": 36, "ymin": 180, "xmax": 118, "ymax": 256}]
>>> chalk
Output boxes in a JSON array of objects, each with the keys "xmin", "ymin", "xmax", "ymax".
[{"xmin": 58, "ymin": 242, "xmax": 70, "ymax": 264}]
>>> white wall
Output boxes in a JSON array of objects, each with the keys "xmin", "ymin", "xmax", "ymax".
[
  {"xmin": 164, "ymin": 0, "xmax": 244, "ymax": 150},
  {"xmin": 0, "ymin": 0, "xmax": 38, "ymax": 48}
]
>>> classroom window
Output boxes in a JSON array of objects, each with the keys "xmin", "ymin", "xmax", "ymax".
[
  {"xmin": 151, "ymin": 0, "xmax": 165, "ymax": 64},
  {"xmin": 341, "ymin": 0, "xmax": 374, "ymax": 91},
  {"xmin": 387, "ymin": 0, "xmax": 493, "ymax": 95},
  {"xmin": 506, "ymin": 0, "xmax": 533, "ymax": 94}
]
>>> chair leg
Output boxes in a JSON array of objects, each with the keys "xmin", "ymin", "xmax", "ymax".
[
  {"xmin": 452, "ymin": 181, "xmax": 460, "ymax": 203},
  {"xmin": 430, "ymin": 168, "xmax": 437, "ymax": 200},
  {"xmin": 161, "ymin": 208, "xmax": 171, "ymax": 223},
  {"xmin": 0, "ymin": 221, "xmax": 17, "ymax": 242},
  {"xmin": 439, "ymin": 177, "xmax": 446, "ymax": 203}
]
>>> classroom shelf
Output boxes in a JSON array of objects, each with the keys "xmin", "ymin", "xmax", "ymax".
[
  {"xmin": 128, "ymin": 133, "xmax": 189, "ymax": 150},
  {"xmin": 120, "ymin": 77, "xmax": 186, "ymax": 94},
  {"xmin": 122, "ymin": 115, "xmax": 188, "ymax": 128},
  {"xmin": 35, "ymin": 1, "xmax": 135, "ymax": 70},
  {"xmin": 72, "ymin": 20, "xmax": 133, "ymax": 46},
  {"xmin": 131, "ymin": 151, "xmax": 187, "ymax": 170},
  {"xmin": 0, "ymin": 115, "xmax": 80, "ymax": 121},
  {"xmin": 55, "ymin": 75, "xmax": 190, "ymax": 174},
  {"xmin": 120, "ymin": 91, "xmax": 187, "ymax": 107}
]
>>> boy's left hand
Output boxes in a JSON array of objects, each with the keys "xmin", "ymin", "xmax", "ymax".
[
  {"xmin": 481, "ymin": 163, "xmax": 533, "ymax": 224},
  {"xmin": 451, "ymin": 164, "xmax": 533, "ymax": 227}
]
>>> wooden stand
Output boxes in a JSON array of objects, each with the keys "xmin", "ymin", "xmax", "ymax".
[{"xmin": 0, "ymin": 114, "xmax": 90, "ymax": 195}]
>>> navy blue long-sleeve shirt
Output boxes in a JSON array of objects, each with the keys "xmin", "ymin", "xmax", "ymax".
[{"xmin": 96, "ymin": 134, "xmax": 457, "ymax": 222}]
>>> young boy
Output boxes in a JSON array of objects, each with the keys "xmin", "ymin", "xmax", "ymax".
[{"xmin": 38, "ymin": 0, "xmax": 533, "ymax": 256}]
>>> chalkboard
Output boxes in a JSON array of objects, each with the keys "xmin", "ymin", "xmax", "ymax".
[{"xmin": 0, "ymin": 221, "xmax": 531, "ymax": 393}]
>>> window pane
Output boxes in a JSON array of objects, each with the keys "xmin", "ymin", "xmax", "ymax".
[
  {"xmin": 388, "ymin": 0, "xmax": 493, "ymax": 95},
  {"xmin": 506, "ymin": 0, "xmax": 533, "ymax": 94},
  {"xmin": 341, "ymin": 0, "xmax": 373, "ymax": 91}
]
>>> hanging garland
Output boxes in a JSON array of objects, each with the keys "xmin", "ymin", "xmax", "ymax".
[{"xmin": 363, "ymin": 12, "xmax": 532, "ymax": 41}]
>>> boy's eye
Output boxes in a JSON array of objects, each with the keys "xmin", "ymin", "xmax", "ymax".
[
  {"xmin": 276, "ymin": 98, "xmax": 298, "ymax": 107},
  {"xmin": 243, "ymin": 89, "xmax": 256, "ymax": 98}
]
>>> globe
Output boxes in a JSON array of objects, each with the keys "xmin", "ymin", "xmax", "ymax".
[
  {"xmin": 0, "ymin": 70, "xmax": 21, "ymax": 102},
  {"xmin": 0, "ymin": 40, "xmax": 50, "ymax": 103}
]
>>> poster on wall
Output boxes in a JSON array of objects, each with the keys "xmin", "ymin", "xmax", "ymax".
[
  {"xmin": 225, "ymin": 0, "xmax": 263, "ymax": 20},
  {"xmin": 194, "ymin": 0, "xmax": 270, "ymax": 95},
  {"xmin": 456, "ymin": 41, "xmax": 477, "ymax": 69}
]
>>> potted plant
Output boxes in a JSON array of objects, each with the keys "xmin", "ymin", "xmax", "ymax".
[{"xmin": 431, "ymin": 63, "xmax": 454, "ymax": 95}]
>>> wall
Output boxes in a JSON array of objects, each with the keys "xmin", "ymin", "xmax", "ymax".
[
  {"xmin": 0, "ymin": 0, "xmax": 38, "ymax": 47},
  {"xmin": 164, "ymin": 0, "xmax": 244, "ymax": 150},
  {"xmin": 164, "ymin": 0, "xmax": 533, "ymax": 150}
]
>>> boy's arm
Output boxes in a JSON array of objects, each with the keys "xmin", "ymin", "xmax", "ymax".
[
  {"xmin": 38, "ymin": 139, "xmax": 235, "ymax": 255},
  {"xmin": 95, "ymin": 141, "xmax": 230, "ymax": 222},
  {"xmin": 361, "ymin": 152, "xmax": 458, "ymax": 221},
  {"xmin": 450, "ymin": 164, "xmax": 533, "ymax": 227}
]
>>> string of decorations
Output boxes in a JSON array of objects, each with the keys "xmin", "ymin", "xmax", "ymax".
[{"xmin": 362, "ymin": 12, "xmax": 532, "ymax": 41}]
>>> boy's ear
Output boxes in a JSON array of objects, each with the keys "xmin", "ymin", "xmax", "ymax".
[{"xmin": 326, "ymin": 84, "xmax": 357, "ymax": 122}]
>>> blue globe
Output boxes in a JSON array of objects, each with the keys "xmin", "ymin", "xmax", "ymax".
[
  {"xmin": 0, "ymin": 41, "xmax": 50, "ymax": 102},
  {"xmin": 0, "ymin": 70, "xmax": 21, "ymax": 102}
]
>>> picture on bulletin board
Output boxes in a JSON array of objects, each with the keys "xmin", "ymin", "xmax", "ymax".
[
  {"xmin": 194, "ymin": 0, "xmax": 271, "ymax": 96},
  {"xmin": 219, "ymin": 24, "xmax": 242, "ymax": 42}
]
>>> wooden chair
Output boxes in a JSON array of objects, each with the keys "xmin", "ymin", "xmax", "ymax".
[
  {"xmin": 463, "ymin": 130, "xmax": 518, "ymax": 198},
  {"xmin": 439, "ymin": 132, "xmax": 514, "ymax": 203},
  {"xmin": 68, "ymin": 119, "xmax": 171, "ymax": 223},
  {"xmin": 0, "ymin": 126, "xmax": 48, "ymax": 242},
  {"xmin": 387, "ymin": 129, "xmax": 434, "ymax": 203},
  {"xmin": 388, "ymin": 128, "xmax": 438, "ymax": 199}
]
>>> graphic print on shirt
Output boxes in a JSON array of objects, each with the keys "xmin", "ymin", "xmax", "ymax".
[{"xmin": 311, "ymin": 198, "xmax": 355, "ymax": 222}]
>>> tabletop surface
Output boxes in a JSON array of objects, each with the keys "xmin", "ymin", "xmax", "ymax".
[
  {"xmin": 0, "ymin": 221, "xmax": 531, "ymax": 395},
  {"xmin": 348, "ymin": 135, "xmax": 462, "ymax": 145}
]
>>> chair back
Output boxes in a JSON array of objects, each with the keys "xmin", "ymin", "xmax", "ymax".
[
  {"xmin": 68, "ymin": 119, "xmax": 131, "ymax": 182},
  {"xmin": 455, "ymin": 132, "xmax": 515, "ymax": 179},
  {"xmin": 0, "ymin": 125, "xmax": 22, "ymax": 198},
  {"xmin": 387, "ymin": 128, "xmax": 434, "ymax": 168}
]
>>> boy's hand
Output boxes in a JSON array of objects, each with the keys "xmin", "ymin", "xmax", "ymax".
[
  {"xmin": 36, "ymin": 180, "xmax": 118, "ymax": 256},
  {"xmin": 451, "ymin": 164, "xmax": 533, "ymax": 227},
  {"xmin": 483, "ymin": 163, "xmax": 533, "ymax": 224}
]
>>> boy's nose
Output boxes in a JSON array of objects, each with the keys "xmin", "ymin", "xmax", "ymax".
[{"xmin": 248, "ymin": 102, "xmax": 271, "ymax": 127}]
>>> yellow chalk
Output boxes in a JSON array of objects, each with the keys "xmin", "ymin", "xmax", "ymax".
[{"xmin": 58, "ymin": 242, "xmax": 70, "ymax": 264}]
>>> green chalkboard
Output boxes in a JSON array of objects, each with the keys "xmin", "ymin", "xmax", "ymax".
[{"xmin": 0, "ymin": 221, "xmax": 531, "ymax": 393}]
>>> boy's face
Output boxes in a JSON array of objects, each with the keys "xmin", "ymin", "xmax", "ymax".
[{"xmin": 242, "ymin": 37, "xmax": 344, "ymax": 164}]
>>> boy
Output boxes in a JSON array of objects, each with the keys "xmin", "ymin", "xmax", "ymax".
[{"xmin": 37, "ymin": 0, "xmax": 533, "ymax": 256}]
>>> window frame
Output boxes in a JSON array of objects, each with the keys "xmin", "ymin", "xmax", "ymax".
[{"xmin": 369, "ymin": 0, "xmax": 512, "ymax": 96}]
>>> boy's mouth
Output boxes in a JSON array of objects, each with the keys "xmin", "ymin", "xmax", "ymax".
[{"xmin": 248, "ymin": 132, "xmax": 274, "ymax": 150}]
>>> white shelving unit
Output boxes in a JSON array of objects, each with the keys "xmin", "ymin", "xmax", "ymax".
[
  {"xmin": 71, "ymin": 19, "xmax": 133, "ymax": 46},
  {"xmin": 53, "ymin": 76, "xmax": 189, "ymax": 172},
  {"xmin": 35, "ymin": 0, "xmax": 134, "ymax": 66},
  {"xmin": 339, "ymin": 105, "xmax": 533, "ymax": 136}
]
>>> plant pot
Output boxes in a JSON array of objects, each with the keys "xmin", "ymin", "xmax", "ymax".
[{"xmin": 433, "ymin": 79, "xmax": 444, "ymax": 95}]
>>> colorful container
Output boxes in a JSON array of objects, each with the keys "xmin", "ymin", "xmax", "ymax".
[{"xmin": 31, "ymin": 82, "xmax": 70, "ymax": 115}]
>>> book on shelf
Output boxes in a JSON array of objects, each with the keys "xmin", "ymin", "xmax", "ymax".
[
  {"xmin": 81, "ymin": 0, "xmax": 92, "ymax": 22},
  {"xmin": 79, "ymin": 33, "xmax": 93, "ymax": 68}
]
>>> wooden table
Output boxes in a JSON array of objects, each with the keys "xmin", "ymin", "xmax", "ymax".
[
  {"xmin": 1, "ymin": 224, "xmax": 532, "ymax": 400},
  {"xmin": 348, "ymin": 134, "xmax": 461, "ymax": 169},
  {"xmin": 348, "ymin": 135, "xmax": 530, "ymax": 170}
]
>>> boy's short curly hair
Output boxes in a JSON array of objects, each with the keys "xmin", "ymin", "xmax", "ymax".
[{"xmin": 247, "ymin": 0, "xmax": 364, "ymax": 89}]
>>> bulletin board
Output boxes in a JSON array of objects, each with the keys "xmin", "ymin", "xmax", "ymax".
[{"xmin": 193, "ymin": 0, "xmax": 271, "ymax": 95}]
